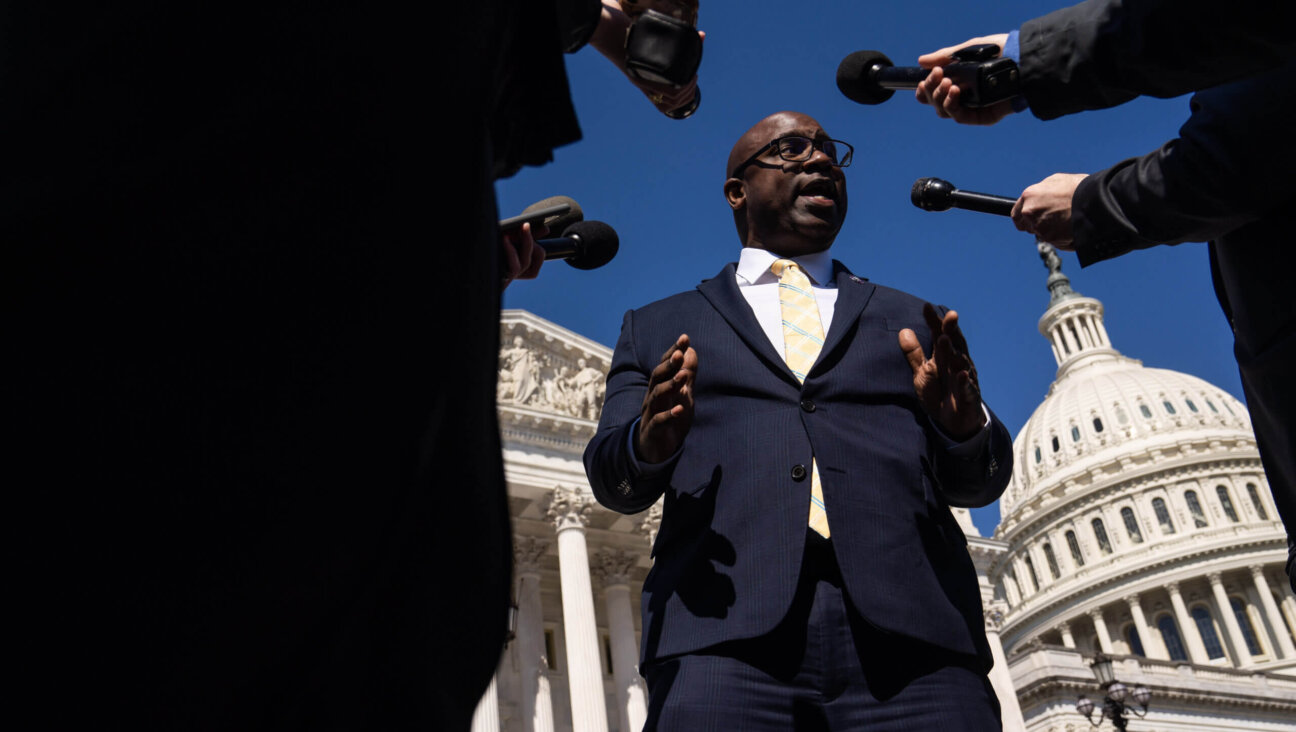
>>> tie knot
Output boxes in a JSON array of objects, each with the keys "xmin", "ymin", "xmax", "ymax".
[{"xmin": 771, "ymin": 258, "xmax": 803, "ymax": 281}]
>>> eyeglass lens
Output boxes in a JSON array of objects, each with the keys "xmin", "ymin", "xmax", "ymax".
[{"xmin": 776, "ymin": 137, "xmax": 843, "ymax": 165}]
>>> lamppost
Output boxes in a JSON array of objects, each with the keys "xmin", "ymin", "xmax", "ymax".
[{"xmin": 1075, "ymin": 652, "xmax": 1151, "ymax": 730}]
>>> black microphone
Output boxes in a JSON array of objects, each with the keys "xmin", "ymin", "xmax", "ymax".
[
  {"xmin": 911, "ymin": 177, "xmax": 1015, "ymax": 216},
  {"xmin": 836, "ymin": 45, "xmax": 1019, "ymax": 107},
  {"xmin": 538, "ymin": 220, "xmax": 620, "ymax": 270}
]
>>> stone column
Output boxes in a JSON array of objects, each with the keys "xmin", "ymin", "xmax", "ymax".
[
  {"xmin": 547, "ymin": 486, "xmax": 609, "ymax": 732},
  {"xmin": 1125, "ymin": 594, "xmax": 1166, "ymax": 660},
  {"xmin": 1280, "ymin": 589, "xmax": 1296, "ymax": 646},
  {"xmin": 1089, "ymin": 608, "xmax": 1113, "ymax": 653},
  {"xmin": 514, "ymin": 537, "xmax": 555, "ymax": 732},
  {"xmin": 1251, "ymin": 566, "xmax": 1296, "ymax": 659},
  {"xmin": 594, "ymin": 549, "xmax": 648, "ymax": 732},
  {"xmin": 1209, "ymin": 572, "xmax": 1253, "ymax": 666},
  {"xmin": 1058, "ymin": 621, "xmax": 1076, "ymax": 649},
  {"xmin": 471, "ymin": 672, "xmax": 501, "ymax": 732},
  {"xmin": 1167, "ymin": 580, "xmax": 1210, "ymax": 664},
  {"xmin": 984, "ymin": 604, "xmax": 1027, "ymax": 732}
]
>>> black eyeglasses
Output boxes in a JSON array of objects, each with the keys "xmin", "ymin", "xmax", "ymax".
[{"xmin": 730, "ymin": 136, "xmax": 854, "ymax": 179}]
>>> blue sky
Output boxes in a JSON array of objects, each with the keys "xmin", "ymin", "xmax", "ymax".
[{"xmin": 497, "ymin": 0, "xmax": 1244, "ymax": 537}]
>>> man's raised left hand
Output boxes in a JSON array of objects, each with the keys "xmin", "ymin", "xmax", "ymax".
[{"xmin": 899, "ymin": 303, "xmax": 986, "ymax": 441}]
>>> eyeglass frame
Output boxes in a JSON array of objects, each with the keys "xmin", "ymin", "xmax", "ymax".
[{"xmin": 729, "ymin": 135, "xmax": 854, "ymax": 179}]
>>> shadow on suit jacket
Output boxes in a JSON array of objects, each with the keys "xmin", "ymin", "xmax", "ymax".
[{"xmin": 585, "ymin": 261, "xmax": 1013, "ymax": 672}]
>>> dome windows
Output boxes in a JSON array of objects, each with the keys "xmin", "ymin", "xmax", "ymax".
[
  {"xmin": 1163, "ymin": 400, "xmax": 1177, "ymax": 415},
  {"xmin": 1185, "ymin": 490, "xmax": 1209, "ymax": 528},
  {"xmin": 1191, "ymin": 606, "xmax": 1226, "ymax": 659},
  {"xmin": 1092, "ymin": 417, "xmax": 1104, "ymax": 433},
  {"xmin": 1070, "ymin": 425, "xmax": 1081, "ymax": 442},
  {"xmin": 1121, "ymin": 507, "xmax": 1144, "ymax": 543},
  {"xmin": 1186, "ymin": 398, "xmax": 1199, "ymax": 413},
  {"xmin": 1152, "ymin": 497, "xmax": 1176, "ymax": 535},
  {"xmin": 1051, "ymin": 435, "xmax": 1060, "ymax": 452},
  {"xmin": 1065, "ymin": 530, "xmax": 1085, "ymax": 567},
  {"xmin": 1034, "ymin": 446, "xmax": 1042, "ymax": 464},
  {"xmin": 1023, "ymin": 555, "xmax": 1040, "ymax": 592},
  {"xmin": 1125, "ymin": 624, "xmax": 1145, "ymax": 657},
  {"xmin": 1157, "ymin": 615, "xmax": 1189, "ymax": 661},
  {"xmin": 1139, "ymin": 403, "xmax": 1153, "ymax": 419},
  {"xmin": 1246, "ymin": 483, "xmax": 1268, "ymax": 520},
  {"xmin": 1092, "ymin": 518, "xmax": 1113, "ymax": 554},
  {"xmin": 1217, "ymin": 485, "xmax": 1240, "ymax": 523},
  {"xmin": 1043, "ymin": 543, "xmax": 1061, "ymax": 579}
]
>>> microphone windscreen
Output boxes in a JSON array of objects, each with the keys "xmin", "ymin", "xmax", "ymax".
[
  {"xmin": 911, "ymin": 177, "xmax": 954, "ymax": 211},
  {"xmin": 523, "ymin": 195, "xmax": 584, "ymax": 236},
  {"xmin": 564, "ymin": 220, "xmax": 619, "ymax": 271},
  {"xmin": 836, "ymin": 50, "xmax": 896, "ymax": 105}
]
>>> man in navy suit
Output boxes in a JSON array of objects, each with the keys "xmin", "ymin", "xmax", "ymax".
[{"xmin": 584, "ymin": 111, "xmax": 1012, "ymax": 730}]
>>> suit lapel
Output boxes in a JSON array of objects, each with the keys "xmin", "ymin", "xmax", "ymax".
[
  {"xmin": 696, "ymin": 263, "xmax": 797, "ymax": 382},
  {"xmin": 808, "ymin": 261, "xmax": 876, "ymax": 379}
]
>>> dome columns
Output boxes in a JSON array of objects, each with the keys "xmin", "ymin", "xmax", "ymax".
[
  {"xmin": 1124, "ymin": 593, "xmax": 1167, "ymax": 660},
  {"xmin": 1251, "ymin": 565, "xmax": 1296, "ymax": 658},
  {"xmin": 1088, "ymin": 608, "xmax": 1114, "ymax": 654},
  {"xmin": 1167, "ymin": 580, "xmax": 1211, "ymax": 664},
  {"xmin": 1209, "ymin": 572, "xmax": 1255, "ymax": 667}
]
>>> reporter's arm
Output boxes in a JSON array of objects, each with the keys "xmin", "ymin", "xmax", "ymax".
[
  {"xmin": 1020, "ymin": 0, "xmax": 1293, "ymax": 120},
  {"xmin": 1068, "ymin": 62, "xmax": 1296, "ymax": 265}
]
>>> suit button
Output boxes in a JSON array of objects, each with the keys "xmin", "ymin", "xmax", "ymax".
[
  {"xmin": 800, "ymin": 399, "xmax": 816, "ymax": 413},
  {"xmin": 791, "ymin": 464, "xmax": 807, "ymax": 481}
]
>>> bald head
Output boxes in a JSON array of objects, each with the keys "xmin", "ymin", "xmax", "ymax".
[{"xmin": 723, "ymin": 111, "xmax": 848, "ymax": 256}]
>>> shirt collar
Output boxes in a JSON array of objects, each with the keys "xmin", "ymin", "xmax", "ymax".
[{"xmin": 736, "ymin": 247, "xmax": 836, "ymax": 286}]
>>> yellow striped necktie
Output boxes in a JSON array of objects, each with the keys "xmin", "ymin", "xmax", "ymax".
[{"xmin": 771, "ymin": 259, "xmax": 829, "ymax": 539}]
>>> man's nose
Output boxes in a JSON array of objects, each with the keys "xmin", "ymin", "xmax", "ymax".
[{"xmin": 803, "ymin": 146, "xmax": 833, "ymax": 169}]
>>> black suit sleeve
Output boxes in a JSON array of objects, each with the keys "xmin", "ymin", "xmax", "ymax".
[
  {"xmin": 584, "ymin": 309, "xmax": 675, "ymax": 514},
  {"xmin": 932, "ymin": 407, "xmax": 1014, "ymax": 509},
  {"xmin": 1071, "ymin": 61, "xmax": 1296, "ymax": 265},
  {"xmin": 1019, "ymin": 0, "xmax": 1295, "ymax": 120}
]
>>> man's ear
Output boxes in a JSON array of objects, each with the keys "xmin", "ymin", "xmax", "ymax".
[{"xmin": 724, "ymin": 178, "xmax": 745, "ymax": 211}]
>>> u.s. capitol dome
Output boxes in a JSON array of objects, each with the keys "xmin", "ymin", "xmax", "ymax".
[{"xmin": 987, "ymin": 245, "xmax": 1296, "ymax": 732}]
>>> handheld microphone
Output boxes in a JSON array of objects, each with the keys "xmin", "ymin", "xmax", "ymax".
[
  {"xmin": 499, "ymin": 195, "xmax": 584, "ymax": 235},
  {"xmin": 836, "ymin": 45, "xmax": 1019, "ymax": 107},
  {"xmin": 538, "ymin": 220, "xmax": 620, "ymax": 270},
  {"xmin": 911, "ymin": 177, "xmax": 1015, "ymax": 216}
]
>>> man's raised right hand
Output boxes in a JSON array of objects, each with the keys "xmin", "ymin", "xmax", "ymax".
[{"xmin": 636, "ymin": 334, "xmax": 698, "ymax": 464}]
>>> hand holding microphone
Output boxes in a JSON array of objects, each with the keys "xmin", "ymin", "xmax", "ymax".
[
  {"xmin": 837, "ymin": 43, "xmax": 1019, "ymax": 108},
  {"xmin": 499, "ymin": 196, "xmax": 620, "ymax": 287},
  {"xmin": 911, "ymin": 175, "xmax": 1089, "ymax": 248},
  {"xmin": 914, "ymin": 35, "xmax": 1017, "ymax": 126}
]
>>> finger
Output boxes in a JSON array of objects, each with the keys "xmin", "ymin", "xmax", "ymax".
[
  {"xmin": 918, "ymin": 66, "xmax": 944, "ymax": 104},
  {"xmin": 514, "ymin": 222, "xmax": 535, "ymax": 272},
  {"xmin": 675, "ymin": 346, "xmax": 699, "ymax": 387},
  {"xmin": 1012, "ymin": 196, "xmax": 1032, "ymax": 232},
  {"xmin": 657, "ymin": 334, "xmax": 690, "ymax": 366},
  {"xmin": 955, "ymin": 370, "xmax": 982, "ymax": 408},
  {"xmin": 500, "ymin": 235, "xmax": 522, "ymax": 283},
  {"xmin": 933, "ymin": 333, "xmax": 962, "ymax": 390},
  {"xmin": 518, "ymin": 242, "xmax": 544, "ymax": 280},
  {"xmin": 941, "ymin": 309, "xmax": 971, "ymax": 358},
  {"xmin": 917, "ymin": 46, "xmax": 961, "ymax": 69},
  {"xmin": 898, "ymin": 328, "xmax": 926, "ymax": 375},
  {"xmin": 922, "ymin": 303, "xmax": 944, "ymax": 338}
]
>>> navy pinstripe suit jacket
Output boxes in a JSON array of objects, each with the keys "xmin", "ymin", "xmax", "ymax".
[{"xmin": 584, "ymin": 261, "xmax": 1012, "ymax": 671}]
